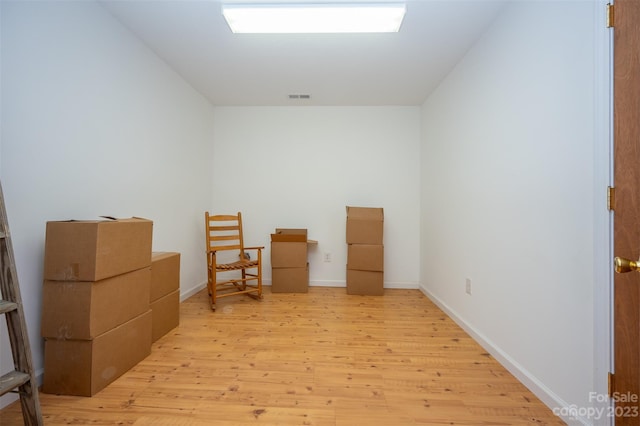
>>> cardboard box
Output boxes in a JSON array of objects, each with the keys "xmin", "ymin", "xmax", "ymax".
[
  {"xmin": 271, "ymin": 264, "xmax": 309, "ymax": 293},
  {"xmin": 41, "ymin": 267, "xmax": 151, "ymax": 340},
  {"xmin": 346, "ymin": 206, "xmax": 383, "ymax": 245},
  {"xmin": 271, "ymin": 228, "xmax": 308, "ymax": 242},
  {"xmin": 271, "ymin": 242, "xmax": 307, "ymax": 268},
  {"xmin": 151, "ymin": 252, "xmax": 180, "ymax": 302},
  {"xmin": 151, "ymin": 289, "xmax": 180, "ymax": 342},
  {"xmin": 42, "ymin": 310, "xmax": 152, "ymax": 397},
  {"xmin": 44, "ymin": 217, "xmax": 153, "ymax": 281},
  {"xmin": 347, "ymin": 244, "xmax": 384, "ymax": 272},
  {"xmin": 346, "ymin": 269, "xmax": 384, "ymax": 296},
  {"xmin": 271, "ymin": 229, "xmax": 308, "ymax": 268}
]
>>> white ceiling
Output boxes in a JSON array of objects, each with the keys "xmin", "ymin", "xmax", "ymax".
[{"xmin": 102, "ymin": 0, "xmax": 507, "ymax": 106}]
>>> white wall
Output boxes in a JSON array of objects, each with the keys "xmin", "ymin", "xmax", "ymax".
[
  {"xmin": 212, "ymin": 106, "xmax": 421, "ymax": 288},
  {"xmin": 421, "ymin": 1, "xmax": 601, "ymax": 424},
  {"xmin": 0, "ymin": 0, "xmax": 10, "ymax": 410},
  {"xmin": 0, "ymin": 0, "xmax": 213, "ymax": 403}
]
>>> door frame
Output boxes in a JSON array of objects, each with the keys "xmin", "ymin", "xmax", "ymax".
[{"xmin": 594, "ymin": 0, "xmax": 614, "ymax": 423}]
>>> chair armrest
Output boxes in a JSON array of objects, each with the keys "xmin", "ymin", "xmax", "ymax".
[{"xmin": 244, "ymin": 246, "xmax": 264, "ymax": 251}]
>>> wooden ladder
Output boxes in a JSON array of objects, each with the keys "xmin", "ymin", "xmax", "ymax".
[{"xmin": 0, "ymin": 182, "xmax": 43, "ymax": 425}]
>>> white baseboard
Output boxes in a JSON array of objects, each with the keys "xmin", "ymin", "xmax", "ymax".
[
  {"xmin": 180, "ymin": 281, "xmax": 207, "ymax": 302},
  {"xmin": 419, "ymin": 284, "xmax": 590, "ymax": 426},
  {"xmin": 309, "ymin": 280, "xmax": 344, "ymax": 287},
  {"xmin": 381, "ymin": 281, "xmax": 419, "ymax": 289}
]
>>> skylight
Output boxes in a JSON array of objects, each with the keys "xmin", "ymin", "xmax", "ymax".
[{"xmin": 222, "ymin": 3, "xmax": 407, "ymax": 34}]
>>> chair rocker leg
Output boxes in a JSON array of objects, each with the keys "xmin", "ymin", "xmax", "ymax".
[
  {"xmin": 208, "ymin": 288, "xmax": 216, "ymax": 311},
  {"xmin": 246, "ymin": 292, "xmax": 262, "ymax": 301}
]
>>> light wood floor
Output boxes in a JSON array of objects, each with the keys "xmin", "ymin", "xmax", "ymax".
[{"xmin": 0, "ymin": 287, "xmax": 565, "ymax": 425}]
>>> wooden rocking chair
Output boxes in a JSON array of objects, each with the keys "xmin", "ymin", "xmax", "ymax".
[{"xmin": 205, "ymin": 212, "xmax": 263, "ymax": 311}]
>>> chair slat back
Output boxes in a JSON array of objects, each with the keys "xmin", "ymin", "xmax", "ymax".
[{"xmin": 205, "ymin": 212, "xmax": 246, "ymax": 254}]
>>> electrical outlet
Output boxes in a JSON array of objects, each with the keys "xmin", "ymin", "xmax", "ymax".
[
  {"xmin": 323, "ymin": 252, "xmax": 332, "ymax": 263},
  {"xmin": 465, "ymin": 278, "xmax": 472, "ymax": 295}
]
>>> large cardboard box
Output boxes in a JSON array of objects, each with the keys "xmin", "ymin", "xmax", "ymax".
[
  {"xmin": 346, "ymin": 207, "xmax": 383, "ymax": 245},
  {"xmin": 42, "ymin": 310, "xmax": 152, "ymax": 397},
  {"xmin": 271, "ymin": 229, "xmax": 308, "ymax": 268},
  {"xmin": 271, "ymin": 264, "xmax": 309, "ymax": 293},
  {"xmin": 347, "ymin": 244, "xmax": 384, "ymax": 272},
  {"xmin": 44, "ymin": 217, "xmax": 153, "ymax": 281},
  {"xmin": 41, "ymin": 267, "xmax": 151, "ymax": 340},
  {"xmin": 151, "ymin": 289, "xmax": 180, "ymax": 342},
  {"xmin": 150, "ymin": 252, "xmax": 180, "ymax": 302},
  {"xmin": 346, "ymin": 269, "xmax": 384, "ymax": 296}
]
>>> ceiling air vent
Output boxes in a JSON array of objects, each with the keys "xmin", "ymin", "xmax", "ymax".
[{"xmin": 288, "ymin": 94, "xmax": 311, "ymax": 99}]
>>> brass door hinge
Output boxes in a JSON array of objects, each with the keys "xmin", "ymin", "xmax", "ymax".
[
  {"xmin": 609, "ymin": 372, "xmax": 615, "ymax": 397},
  {"xmin": 607, "ymin": 3, "xmax": 614, "ymax": 28},
  {"xmin": 608, "ymin": 186, "xmax": 615, "ymax": 211}
]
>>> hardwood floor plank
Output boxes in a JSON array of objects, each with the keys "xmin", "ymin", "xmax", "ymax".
[{"xmin": 0, "ymin": 287, "xmax": 565, "ymax": 425}]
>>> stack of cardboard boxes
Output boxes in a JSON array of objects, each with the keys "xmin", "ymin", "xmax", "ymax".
[
  {"xmin": 346, "ymin": 206, "xmax": 384, "ymax": 295},
  {"xmin": 41, "ymin": 217, "xmax": 154, "ymax": 396},
  {"xmin": 270, "ymin": 228, "xmax": 315, "ymax": 293},
  {"xmin": 150, "ymin": 252, "xmax": 181, "ymax": 342}
]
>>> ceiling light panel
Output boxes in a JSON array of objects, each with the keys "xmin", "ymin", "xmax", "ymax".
[{"xmin": 222, "ymin": 3, "xmax": 407, "ymax": 34}]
